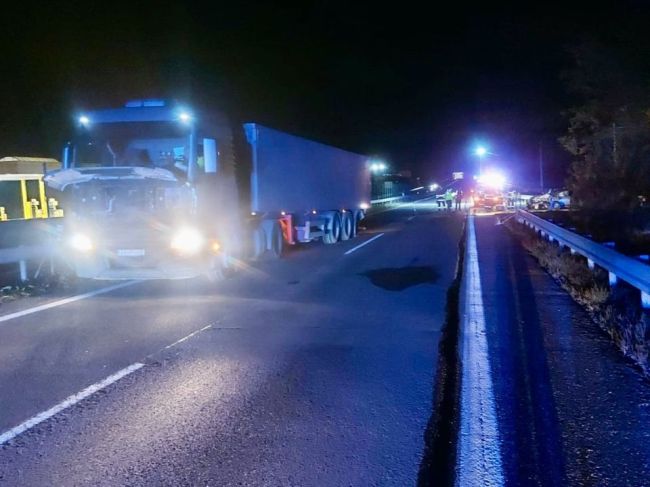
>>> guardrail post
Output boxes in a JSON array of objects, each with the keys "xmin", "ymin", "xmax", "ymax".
[
  {"xmin": 587, "ymin": 259, "xmax": 595, "ymax": 270},
  {"xmin": 19, "ymin": 260, "xmax": 28, "ymax": 282},
  {"xmin": 569, "ymin": 248, "xmax": 576, "ymax": 255}
]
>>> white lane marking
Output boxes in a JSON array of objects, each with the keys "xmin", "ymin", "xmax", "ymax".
[
  {"xmin": 0, "ymin": 362, "xmax": 144, "ymax": 445},
  {"xmin": 457, "ymin": 215, "xmax": 504, "ymax": 486},
  {"xmin": 0, "ymin": 280, "xmax": 138, "ymax": 324},
  {"xmin": 344, "ymin": 233, "xmax": 385, "ymax": 255},
  {"xmin": 163, "ymin": 324, "xmax": 213, "ymax": 350},
  {"xmin": 407, "ymin": 215, "xmax": 416, "ymax": 221}
]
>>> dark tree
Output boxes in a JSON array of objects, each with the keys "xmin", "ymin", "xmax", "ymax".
[{"xmin": 560, "ymin": 41, "xmax": 650, "ymax": 209}]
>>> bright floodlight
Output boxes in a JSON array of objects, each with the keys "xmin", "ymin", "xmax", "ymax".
[
  {"xmin": 78, "ymin": 115, "xmax": 90, "ymax": 126},
  {"xmin": 475, "ymin": 146, "xmax": 487, "ymax": 157},
  {"xmin": 178, "ymin": 112, "xmax": 192, "ymax": 124},
  {"xmin": 477, "ymin": 171, "xmax": 507, "ymax": 190},
  {"xmin": 429, "ymin": 183, "xmax": 440, "ymax": 191},
  {"xmin": 378, "ymin": 163, "xmax": 387, "ymax": 171}
]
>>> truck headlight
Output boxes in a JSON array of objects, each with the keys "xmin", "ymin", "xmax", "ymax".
[
  {"xmin": 70, "ymin": 233, "xmax": 94, "ymax": 252},
  {"xmin": 170, "ymin": 227, "xmax": 204, "ymax": 254}
]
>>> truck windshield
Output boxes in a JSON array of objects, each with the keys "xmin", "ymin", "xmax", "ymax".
[
  {"xmin": 72, "ymin": 122, "xmax": 190, "ymax": 169},
  {"xmin": 67, "ymin": 180, "xmax": 194, "ymax": 218}
]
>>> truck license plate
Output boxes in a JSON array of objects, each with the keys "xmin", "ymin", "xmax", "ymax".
[{"xmin": 117, "ymin": 249, "xmax": 146, "ymax": 257}]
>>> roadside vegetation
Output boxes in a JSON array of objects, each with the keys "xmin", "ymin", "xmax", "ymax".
[
  {"xmin": 506, "ymin": 219, "xmax": 650, "ymax": 376},
  {"xmin": 561, "ymin": 41, "xmax": 650, "ymax": 211}
]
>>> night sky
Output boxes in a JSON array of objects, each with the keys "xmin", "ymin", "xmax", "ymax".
[{"xmin": 2, "ymin": 1, "xmax": 650, "ymax": 187}]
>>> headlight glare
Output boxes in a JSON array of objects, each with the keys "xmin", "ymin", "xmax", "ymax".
[
  {"xmin": 170, "ymin": 228, "xmax": 204, "ymax": 254},
  {"xmin": 70, "ymin": 233, "xmax": 94, "ymax": 252}
]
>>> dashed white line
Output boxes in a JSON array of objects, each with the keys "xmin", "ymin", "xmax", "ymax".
[
  {"xmin": 457, "ymin": 215, "xmax": 504, "ymax": 486},
  {"xmin": 0, "ymin": 280, "xmax": 139, "ymax": 324},
  {"xmin": 163, "ymin": 324, "xmax": 213, "ymax": 349},
  {"xmin": 0, "ymin": 362, "xmax": 144, "ymax": 446},
  {"xmin": 0, "ymin": 321, "xmax": 215, "ymax": 446},
  {"xmin": 344, "ymin": 233, "xmax": 385, "ymax": 255}
]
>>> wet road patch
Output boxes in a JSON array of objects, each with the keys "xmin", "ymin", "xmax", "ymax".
[{"xmin": 361, "ymin": 266, "xmax": 439, "ymax": 291}]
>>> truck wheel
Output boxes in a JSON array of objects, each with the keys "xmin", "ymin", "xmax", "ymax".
[
  {"xmin": 352, "ymin": 210, "xmax": 364, "ymax": 237},
  {"xmin": 551, "ymin": 201, "xmax": 561, "ymax": 209},
  {"xmin": 268, "ymin": 222, "xmax": 284, "ymax": 258},
  {"xmin": 340, "ymin": 211, "xmax": 353, "ymax": 241},
  {"xmin": 252, "ymin": 227, "xmax": 266, "ymax": 259},
  {"xmin": 323, "ymin": 212, "xmax": 341, "ymax": 244}
]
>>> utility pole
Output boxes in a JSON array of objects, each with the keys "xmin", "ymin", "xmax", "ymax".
[{"xmin": 538, "ymin": 140, "xmax": 544, "ymax": 192}]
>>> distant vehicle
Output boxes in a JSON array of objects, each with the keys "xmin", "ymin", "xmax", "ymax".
[
  {"xmin": 550, "ymin": 189, "xmax": 571, "ymax": 209},
  {"xmin": 475, "ymin": 190, "xmax": 505, "ymax": 211},
  {"xmin": 528, "ymin": 189, "xmax": 571, "ymax": 210},
  {"xmin": 46, "ymin": 99, "xmax": 371, "ymax": 280},
  {"xmin": 528, "ymin": 192, "xmax": 551, "ymax": 210}
]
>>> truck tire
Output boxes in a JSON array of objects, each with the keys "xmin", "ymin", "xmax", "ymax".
[
  {"xmin": 551, "ymin": 201, "xmax": 561, "ymax": 209},
  {"xmin": 352, "ymin": 210, "xmax": 364, "ymax": 237},
  {"xmin": 323, "ymin": 212, "xmax": 341, "ymax": 244},
  {"xmin": 340, "ymin": 211, "xmax": 353, "ymax": 241},
  {"xmin": 252, "ymin": 226, "xmax": 266, "ymax": 259},
  {"xmin": 205, "ymin": 257, "xmax": 225, "ymax": 282},
  {"xmin": 268, "ymin": 221, "xmax": 284, "ymax": 258}
]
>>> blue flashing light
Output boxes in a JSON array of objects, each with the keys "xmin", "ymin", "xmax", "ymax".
[{"xmin": 475, "ymin": 146, "xmax": 487, "ymax": 157}]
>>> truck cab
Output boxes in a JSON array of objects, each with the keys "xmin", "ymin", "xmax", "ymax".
[{"xmin": 47, "ymin": 99, "xmax": 240, "ymax": 279}]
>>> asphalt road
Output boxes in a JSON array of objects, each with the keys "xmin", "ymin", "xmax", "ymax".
[
  {"xmin": 0, "ymin": 203, "xmax": 463, "ymax": 486},
  {"xmin": 464, "ymin": 215, "xmax": 650, "ymax": 486}
]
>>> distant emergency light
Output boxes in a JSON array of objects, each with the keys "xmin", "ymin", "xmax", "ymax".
[{"xmin": 477, "ymin": 170, "xmax": 507, "ymax": 190}]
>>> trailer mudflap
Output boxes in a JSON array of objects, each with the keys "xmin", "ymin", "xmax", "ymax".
[{"xmin": 279, "ymin": 214, "xmax": 295, "ymax": 245}]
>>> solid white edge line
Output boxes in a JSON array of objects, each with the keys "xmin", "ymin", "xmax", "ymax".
[
  {"xmin": 0, "ymin": 362, "xmax": 144, "ymax": 445},
  {"xmin": 457, "ymin": 215, "xmax": 504, "ymax": 486},
  {"xmin": 0, "ymin": 280, "xmax": 139, "ymax": 324},
  {"xmin": 343, "ymin": 233, "xmax": 385, "ymax": 255}
]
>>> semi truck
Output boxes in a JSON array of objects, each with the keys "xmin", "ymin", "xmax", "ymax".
[{"xmin": 44, "ymin": 99, "xmax": 371, "ymax": 279}]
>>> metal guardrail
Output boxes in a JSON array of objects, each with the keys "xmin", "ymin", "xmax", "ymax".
[
  {"xmin": 516, "ymin": 209, "xmax": 650, "ymax": 306},
  {"xmin": 0, "ymin": 219, "xmax": 57, "ymax": 281},
  {"xmin": 370, "ymin": 195, "xmax": 405, "ymax": 205},
  {"xmin": 0, "ymin": 245, "xmax": 52, "ymax": 265}
]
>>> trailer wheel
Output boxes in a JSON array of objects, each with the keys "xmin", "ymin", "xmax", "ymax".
[
  {"xmin": 323, "ymin": 212, "xmax": 341, "ymax": 244},
  {"xmin": 268, "ymin": 222, "xmax": 284, "ymax": 258},
  {"xmin": 252, "ymin": 227, "xmax": 266, "ymax": 259},
  {"xmin": 352, "ymin": 210, "xmax": 364, "ymax": 237},
  {"xmin": 340, "ymin": 211, "xmax": 353, "ymax": 241}
]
